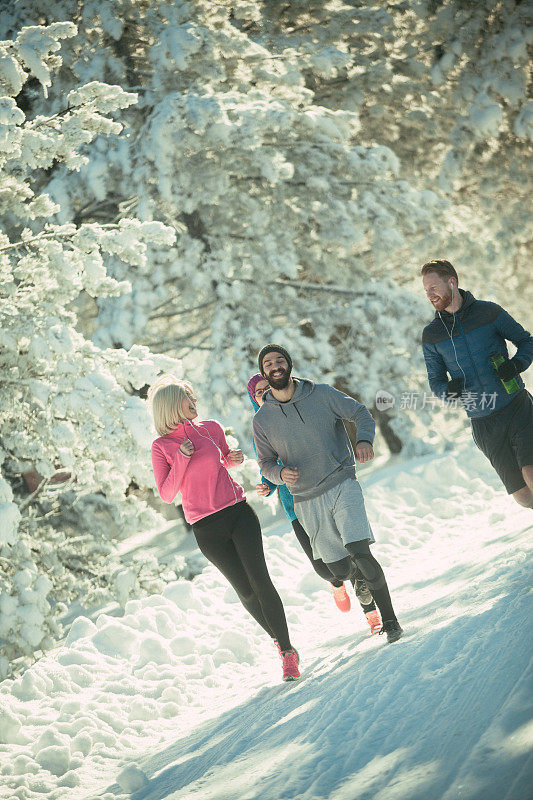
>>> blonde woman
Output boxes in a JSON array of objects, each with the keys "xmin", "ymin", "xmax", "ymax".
[{"xmin": 149, "ymin": 375, "xmax": 300, "ymax": 682}]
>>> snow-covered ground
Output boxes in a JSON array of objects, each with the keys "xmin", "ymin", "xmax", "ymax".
[{"xmin": 1, "ymin": 441, "xmax": 532, "ymax": 800}]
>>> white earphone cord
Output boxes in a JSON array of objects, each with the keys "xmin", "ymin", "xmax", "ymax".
[
  {"xmin": 438, "ymin": 282, "xmax": 467, "ymax": 390},
  {"xmin": 185, "ymin": 420, "xmax": 239, "ymax": 503}
]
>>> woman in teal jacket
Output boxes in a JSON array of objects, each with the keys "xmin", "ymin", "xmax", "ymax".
[{"xmin": 248, "ymin": 373, "xmax": 382, "ymax": 632}]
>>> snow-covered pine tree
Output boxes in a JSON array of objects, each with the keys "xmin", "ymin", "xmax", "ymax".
[
  {"xmin": 0, "ymin": 22, "xmax": 184, "ymax": 675},
  {"xmin": 0, "ymin": 1, "xmax": 464, "ymax": 453},
  {"xmin": 266, "ymin": 0, "xmax": 532, "ymax": 296},
  {"xmin": 4, "ymin": 1, "xmax": 529, "ymax": 454}
]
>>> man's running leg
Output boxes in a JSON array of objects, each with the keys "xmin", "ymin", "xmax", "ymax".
[
  {"xmin": 513, "ymin": 466, "xmax": 533, "ymax": 508},
  {"xmin": 344, "ymin": 541, "xmax": 402, "ymax": 642},
  {"xmin": 291, "ymin": 518, "xmax": 343, "ymax": 585}
]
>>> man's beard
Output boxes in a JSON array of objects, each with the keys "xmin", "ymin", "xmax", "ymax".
[
  {"xmin": 267, "ymin": 368, "xmax": 291, "ymax": 390},
  {"xmin": 431, "ymin": 289, "xmax": 453, "ymax": 311}
]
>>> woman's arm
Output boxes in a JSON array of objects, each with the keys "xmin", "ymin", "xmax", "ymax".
[{"xmin": 151, "ymin": 440, "xmax": 192, "ymax": 503}]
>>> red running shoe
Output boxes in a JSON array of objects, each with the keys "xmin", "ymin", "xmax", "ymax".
[
  {"xmin": 281, "ymin": 648, "xmax": 300, "ymax": 681},
  {"xmin": 332, "ymin": 583, "xmax": 351, "ymax": 612},
  {"xmin": 365, "ymin": 610, "xmax": 382, "ymax": 635}
]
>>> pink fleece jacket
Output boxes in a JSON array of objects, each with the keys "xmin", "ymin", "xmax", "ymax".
[{"xmin": 151, "ymin": 419, "xmax": 245, "ymax": 524}]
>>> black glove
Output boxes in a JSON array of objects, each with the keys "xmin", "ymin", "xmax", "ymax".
[
  {"xmin": 496, "ymin": 357, "xmax": 522, "ymax": 382},
  {"xmin": 446, "ymin": 378, "xmax": 462, "ymax": 399}
]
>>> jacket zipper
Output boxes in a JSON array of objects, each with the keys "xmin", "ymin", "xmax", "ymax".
[{"xmin": 458, "ymin": 317, "xmax": 482, "ymax": 387}]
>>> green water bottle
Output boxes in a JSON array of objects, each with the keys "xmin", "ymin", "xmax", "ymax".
[{"xmin": 489, "ymin": 352, "xmax": 520, "ymax": 395}]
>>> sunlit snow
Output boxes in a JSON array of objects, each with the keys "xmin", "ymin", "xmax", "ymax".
[{"xmin": 1, "ymin": 440, "xmax": 531, "ymax": 800}]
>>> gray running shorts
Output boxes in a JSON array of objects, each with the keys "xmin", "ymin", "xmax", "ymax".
[{"xmin": 295, "ymin": 477, "xmax": 375, "ymax": 564}]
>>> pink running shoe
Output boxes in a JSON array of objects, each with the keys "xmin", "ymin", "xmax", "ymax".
[
  {"xmin": 281, "ymin": 648, "xmax": 300, "ymax": 681},
  {"xmin": 365, "ymin": 610, "xmax": 382, "ymax": 635},
  {"xmin": 332, "ymin": 583, "xmax": 351, "ymax": 612}
]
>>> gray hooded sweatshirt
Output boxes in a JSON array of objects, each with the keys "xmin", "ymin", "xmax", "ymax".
[{"xmin": 252, "ymin": 378, "xmax": 375, "ymax": 503}]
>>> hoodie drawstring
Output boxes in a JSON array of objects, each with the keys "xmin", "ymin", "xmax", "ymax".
[{"xmin": 278, "ymin": 402, "xmax": 305, "ymax": 423}]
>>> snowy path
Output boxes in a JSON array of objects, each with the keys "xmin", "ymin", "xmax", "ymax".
[{"xmin": 1, "ymin": 442, "xmax": 532, "ymax": 800}]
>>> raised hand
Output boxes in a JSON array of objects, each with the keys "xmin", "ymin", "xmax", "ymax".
[
  {"xmin": 179, "ymin": 438, "xmax": 195, "ymax": 457},
  {"xmin": 355, "ymin": 441, "xmax": 374, "ymax": 463},
  {"xmin": 496, "ymin": 358, "xmax": 520, "ymax": 381},
  {"xmin": 281, "ymin": 466, "xmax": 300, "ymax": 485},
  {"xmin": 227, "ymin": 449, "xmax": 244, "ymax": 464}
]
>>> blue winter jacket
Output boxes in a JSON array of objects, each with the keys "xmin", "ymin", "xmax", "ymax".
[
  {"xmin": 248, "ymin": 390, "xmax": 297, "ymax": 522},
  {"xmin": 422, "ymin": 290, "xmax": 533, "ymax": 419}
]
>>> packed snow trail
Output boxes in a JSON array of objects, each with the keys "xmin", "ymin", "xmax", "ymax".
[{"xmin": 0, "ymin": 441, "xmax": 532, "ymax": 800}]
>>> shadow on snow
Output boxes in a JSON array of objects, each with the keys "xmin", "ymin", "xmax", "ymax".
[{"xmin": 99, "ymin": 552, "xmax": 532, "ymax": 800}]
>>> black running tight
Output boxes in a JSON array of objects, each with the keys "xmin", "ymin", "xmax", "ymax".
[
  {"xmin": 291, "ymin": 518, "xmax": 343, "ymax": 586},
  {"xmin": 292, "ymin": 519, "xmax": 376, "ymax": 612},
  {"xmin": 327, "ymin": 540, "xmax": 396, "ymax": 622},
  {"xmin": 193, "ymin": 501, "xmax": 292, "ymax": 651}
]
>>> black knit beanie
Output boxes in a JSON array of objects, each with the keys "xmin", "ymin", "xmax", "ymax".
[{"xmin": 258, "ymin": 344, "xmax": 293, "ymax": 376}]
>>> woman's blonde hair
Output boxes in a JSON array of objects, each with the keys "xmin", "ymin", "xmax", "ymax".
[{"xmin": 148, "ymin": 374, "xmax": 196, "ymax": 436}]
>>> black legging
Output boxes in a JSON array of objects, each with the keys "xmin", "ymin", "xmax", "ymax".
[
  {"xmin": 292, "ymin": 518, "xmax": 342, "ymax": 585},
  {"xmin": 193, "ymin": 501, "xmax": 292, "ymax": 651},
  {"xmin": 327, "ymin": 540, "xmax": 396, "ymax": 623},
  {"xmin": 292, "ymin": 519, "xmax": 376, "ymax": 612}
]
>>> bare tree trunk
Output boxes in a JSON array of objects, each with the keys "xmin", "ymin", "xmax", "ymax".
[
  {"xmin": 373, "ymin": 409, "xmax": 403, "ymax": 454},
  {"xmin": 335, "ymin": 380, "xmax": 403, "ymax": 455}
]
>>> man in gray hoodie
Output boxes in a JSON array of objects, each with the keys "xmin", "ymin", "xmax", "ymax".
[{"xmin": 253, "ymin": 344, "xmax": 402, "ymax": 643}]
